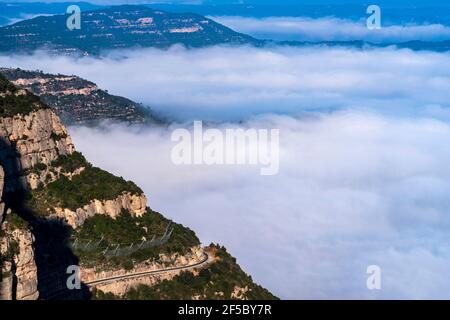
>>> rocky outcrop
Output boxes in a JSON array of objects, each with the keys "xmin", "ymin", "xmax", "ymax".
[
  {"xmin": 0, "ymin": 166, "xmax": 4, "ymax": 223},
  {"xmin": 0, "ymin": 218, "xmax": 39, "ymax": 300},
  {"xmin": 0, "ymin": 166, "xmax": 39, "ymax": 300},
  {"xmin": 0, "ymin": 75, "xmax": 275, "ymax": 300},
  {"xmin": 54, "ymin": 192, "xmax": 147, "ymax": 229},
  {"xmin": 0, "ymin": 165, "xmax": 9, "ymax": 300},
  {"xmin": 27, "ymin": 166, "xmax": 86, "ymax": 190},
  {"xmin": 0, "ymin": 108, "xmax": 75, "ymax": 192},
  {"xmin": 231, "ymin": 286, "xmax": 250, "ymax": 300},
  {"xmin": 10, "ymin": 228, "xmax": 39, "ymax": 300}
]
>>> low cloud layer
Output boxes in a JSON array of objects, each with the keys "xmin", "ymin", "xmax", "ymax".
[
  {"xmin": 69, "ymin": 112, "xmax": 450, "ymax": 299},
  {"xmin": 213, "ymin": 16, "xmax": 450, "ymax": 43},
  {"xmin": 2, "ymin": 45, "xmax": 450, "ymax": 298},
  {"xmin": 1, "ymin": 46, "xmax": 450, "ymax": 122}
]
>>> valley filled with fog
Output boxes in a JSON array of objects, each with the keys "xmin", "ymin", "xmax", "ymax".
[{"xmin": 2, "ymin": 41, "xmax": 450, "ymax": 299}]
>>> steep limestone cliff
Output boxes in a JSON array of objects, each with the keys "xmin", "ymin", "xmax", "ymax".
[
  {"xmin": 0, "ymin": 74, "xmax": 151, "ymax": 299},
  {"xmin": 0, "ymin": 223, "xmax": 39, "ymax": 300},
  {"xmin": 0, "ymin": 166, "xmax": 4, "ymax": 222},
  {"xmin": 0, "ymin": 74, "xmax": 276, "ymax": 300},
  {"xmin": 0, "ymin": 74, "xmax": 146, "ymax": 223},
  {"xmin": 0, "ymin": 174, "xmax": 39, "ymax": 300},
  {"xmin": 0, "ymin": 108, "xmax": 75, "ymax": 191},
  {"xmin": 54, "ymin": 192, "xmax": 148, "ymax": 228}
]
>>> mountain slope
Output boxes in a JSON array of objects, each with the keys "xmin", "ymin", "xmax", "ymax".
[
  {"xmin": 0, "ymin": 5, "xmax": 260, "ymax": 55},
  {"xmin": 0, "ymin": 74, "xmax": 276, "ymax": 300},
  {"xmin": 0, "ymin": 68, "xmax": 158, "ymax": 125}
]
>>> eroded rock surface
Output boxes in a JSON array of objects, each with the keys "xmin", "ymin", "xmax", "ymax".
[
  {"xmin": 0, "ymin": 108, "xmax": 75, "ymax": 192},
  {"xmin": 0, "ymin": 213, "xmax": 39, "ymax": 300},
  {"xmin": 55, "ymin": 192, "xmax": 148, "ymax": 228}
]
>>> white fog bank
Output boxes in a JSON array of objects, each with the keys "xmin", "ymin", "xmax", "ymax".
[
  {"xmin": 1, "ymin": 46, "xmax": 450, "ymax": 122},
  {"xmin": 70, "ymin": 112, "xmax": 450, "ymax": 299},
  {"xmin": 2, "ymin": 44, "xmax": 450, "ymax": 299}
]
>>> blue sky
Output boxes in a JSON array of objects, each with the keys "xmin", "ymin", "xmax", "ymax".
[{"xmin": 3, "ymin": 0, "xmax": 450, "ymax": 5}]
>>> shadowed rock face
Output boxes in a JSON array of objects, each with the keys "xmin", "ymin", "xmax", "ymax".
[
  {"xmin": 0, "ymin": 163, "xmax": 39, "ymax": 300},
  {"xmin": 0, "ymin": 75, "xmax": 149, "ymax": 299},
  {"xmin": 0, "ymin": 139, "xmax": 40, "ymax": 300},
  {"xmin": 0, "ymin": 166, "xmax": 4, "ymax": 222},
  {"xmin": 0, "ymin": 74, "xmax": 275, "ymax": 300},
  {"xmin": 0, "ymin": 109, "xmax": 75, "ymax": 192},
  {"xmin": 0, "ymin": 75, "xmax": 88, "ymax": 300}
]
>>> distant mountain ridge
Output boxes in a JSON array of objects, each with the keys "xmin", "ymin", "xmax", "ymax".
[
  {"xmin": 3, "ymin": 2, "xmax": 450, "ymax": 26},
  {"xmin": 0, "ymin": 5, "xmax": 260, "ymax": 55},
  {"xmin": 0, "ymin": 67, "xmax": 158, "ymax": 125},
  {"xmin": 0, "ymin": 4, "xmax": 448, "ymax": 55}
]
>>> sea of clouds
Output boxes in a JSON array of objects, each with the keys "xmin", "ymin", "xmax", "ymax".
[
  {"xmin": 2, "ymin": 44, "xmax": 450, "ymax": 299},
  {"xmin": 2, "ymin": 45, "xmax": 450, "ymax": 122},
  {"xmin": 68, "ymin": 112, "xmax": 450, "ymax": 299},
  {"xmin": 212, "ymin": 16, "xmax": 450, "ymax": 43}
]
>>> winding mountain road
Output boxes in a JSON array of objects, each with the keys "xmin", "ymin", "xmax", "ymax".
[
  {"xmin": 85, "ymin": 252, "xmax": 211, "ymax": 287},
  {"xmin": 45, "ymin": 252, "xmax": 212, "ymax": 300}
]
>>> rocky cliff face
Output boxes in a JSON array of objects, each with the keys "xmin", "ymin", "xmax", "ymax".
[
  {"xmin": 0, "ymin": 202, "xmax": 39, "ymax": 300},
  {"xmin": 55, "ymin": 192, "xmax": 147, "ymax": 228},
  {"xmin": 0, "ymin": 74, "xmax": 154, "ymax": 299},
  {"xmin": 0, "ymin": 166, "xmax": 4, "ymax": 222},
  {"xmin": 1, "ymin": 157, "xmax": 39, "ymax": 300},
  {"xmin": 0, "ymin": 74, "xmax": 275, "ymax": 300},
  {"xmin": 0, "ymin": 108, "xmax": 75, "ymax": 192},
  {"xmin": 0, "ymin": 225, "xmax": 40, "ymax": 300}
]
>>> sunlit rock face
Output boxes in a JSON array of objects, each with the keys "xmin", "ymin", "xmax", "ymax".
[
  {"xmin": 55, "ymin": 193, "xmax": 148, "ymax": 229},
  {"xmin": 0, "ymin": 108, "xmax": 75, "ymax": 192},
  {"xmin": 0, "ymin": 74, "xmax": 275, "ymax": 301}
]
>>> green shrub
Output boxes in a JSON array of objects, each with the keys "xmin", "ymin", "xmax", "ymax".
[
  {"xmin": 50, "ymin": 151, "xmax": 89, "ymax": 173},
  {"xmin": 50, "ymin": 131, "xmax": 68, "ymax": 141},
  {"xmin": 0, "ymin": 237, "xmax": 19, "ymax": 281},
  {"xmin": 6, "ymin": 211, "xmax": 28, "ymax": 231},
  {"xmin": 74, "ymin": 209, "xmax": 200, "ymax": 269},
  {"xmin": 0, "ymin": 75, "xmax": 49, "ymax": 117},
  {"xmin": 92, "ymin": 289, "xmax": 119, "ymax": 300},
  {"xmin": 27, "ymin": 164, "xmax": 143, "ymax": 212}
]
